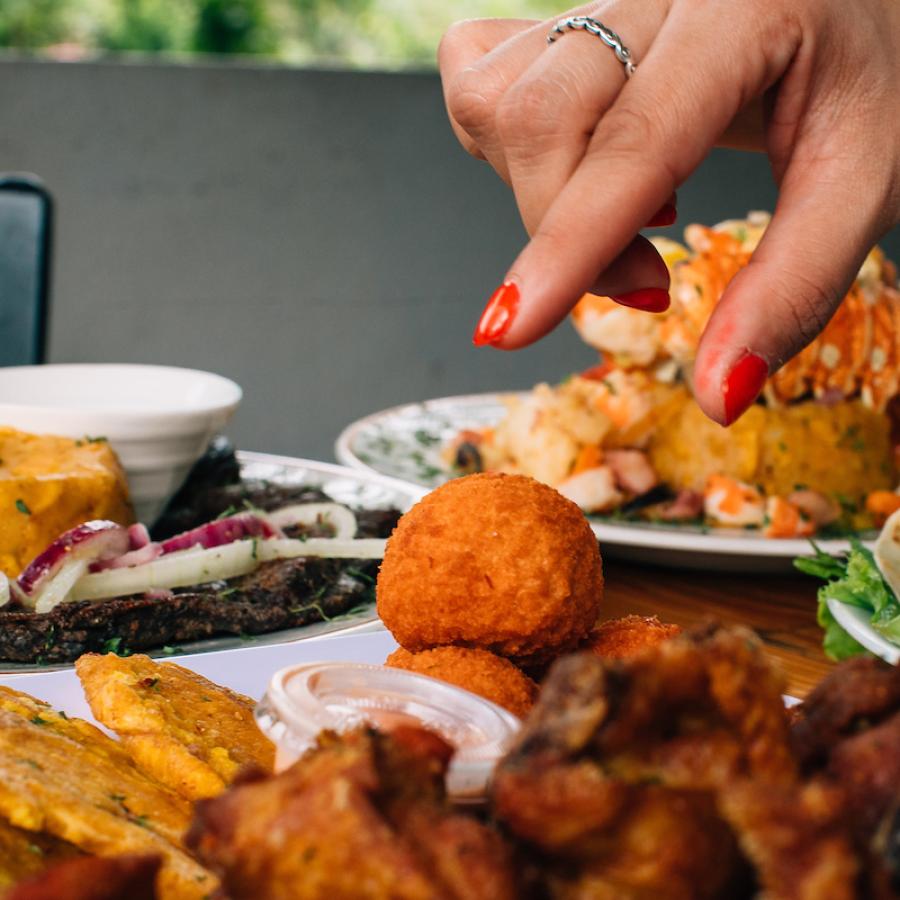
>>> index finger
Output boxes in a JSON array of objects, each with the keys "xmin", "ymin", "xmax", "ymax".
[{"xmin": 488, "ymin": 0, "xmax": 797, "ymax": 349}]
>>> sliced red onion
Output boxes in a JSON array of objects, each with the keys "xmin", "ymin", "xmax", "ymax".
[
  {"xmin": 70, "ymin": 536, "xmax": 386, "ymax": 603},
  {"xmin": 17, "ymin": 521, "xmax": 131, "ymax": 612},
  {"xmin": 128, "ymin": 523, "xmax": 152, "ymax": 549},
  {"xmin": 264, "ymin": 503, "xmax": 358, "ymax": 540},
  {"xmin": 0, "ymin": 573, "xmax": 9, "ymax": 608},
  {"xmin": 91, "ymin": 542, "xmax": 164, "ymax": 572},
  {"xmin": 160, "ymin": 512, "xmax": 283, "ymax": 555}
]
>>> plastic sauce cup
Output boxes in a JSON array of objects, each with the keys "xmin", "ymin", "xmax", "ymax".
[{"xmin": 255, "ymin": 661, "xmax": 521, "ymax": 802}]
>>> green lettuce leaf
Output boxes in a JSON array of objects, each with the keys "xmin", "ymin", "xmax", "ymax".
[{"xmin": 795, "ymin": 538, "xmax": 899, "ymax": 661}]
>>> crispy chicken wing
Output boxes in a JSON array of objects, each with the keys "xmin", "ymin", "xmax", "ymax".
[
  {"xmin": 187, "ymin": 726, "xmax": 520, "ymax": 900},
  {"xmin": 492, "ymin": 624, "xmax": 821, "ymax": 899},
  {"xmin": 0, "ymin": 819, "xmax": 82, "ymax": 891},
  {"xmin": 4, "ymin": 853, "xmax": 161, "ymax": 900}
]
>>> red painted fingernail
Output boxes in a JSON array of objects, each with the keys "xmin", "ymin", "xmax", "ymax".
[
  {"xmin": 722, "ymin": 351, "xmax": 768, "ymax": 425},
  {"xmin": 473, "ymin": 281, "xmax": 519, "ymax": 346},
  {"xmin": 646, "ymin": 203, "xmax": 677, "ymax": 227},
  {"xmin": 610, "ymin": 288, "xmax": 670, "ymax": 313}
]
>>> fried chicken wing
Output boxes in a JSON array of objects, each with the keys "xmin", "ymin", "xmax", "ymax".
[
  {"xmin": 492, "ymin": 624, "xmax": 804, "ymax": 899},
  {"xmin": 0, "ymin": 686, "xmax": 215, "ymax": 900},
  {"xmin": 790, "ymin": 655, "xmax": 900, "ymax": 896},
  {"xmin": 0, "ymin": 819, "xmax": 82, "ymax": 891},
  {"xmin": 4, "ymin": 853, "xmax": 161, "ymax": 900},
  {"xmin": 187, "ymin": 726, "xmax": 520, "ymax": 900},
  {"xmin": 719, "ymin": 779, "xmax": 859, "ymax": 900},
  {"xmin": 791, "ymin": 655, "xmax": 900, "ymax": 771},
  {"xmin": 76, "ymin": 653, "xmax": 274, "ymax": 802}
]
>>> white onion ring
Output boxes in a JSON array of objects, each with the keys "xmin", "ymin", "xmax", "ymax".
[
  {"xmin": 0, "ymin": 573, "xmax": 9, "ymax": 609},
  {"xmin": 32, "ymin": 558, "xmax": 90, "ymax": 613},
  {"xmin": 264, "ymin": 503, "xmax": 358, "ymax": 540},
  {"xmin": 70, "ymin": 537, "xmax": 385, "ymax": 603}
]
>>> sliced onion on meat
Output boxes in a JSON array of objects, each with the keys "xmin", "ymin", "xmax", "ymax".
[
  {"xmin": 159, "ymin": 512, "xmax": 283, "ymax": 555},
  {"xmin": 264, "ymin": 503, "xmax": 358, "ymax": 540},
  {"xmin": 0, "ymin": 573, "xmax": 9, "ymax": 608},
  {"xmin": 70, "ymin": 536, "xmax": 386, "ymax": 602},
  {"xmin": 17, "ymin": 521, "xmax": 132, "ymax": 612}
]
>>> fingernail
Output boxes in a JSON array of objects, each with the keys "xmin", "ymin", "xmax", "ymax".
[
  {"xmin": 722, "ymin": 351, "xmax": 768, "ymax": 425},
  {"xmin": 646, "ymin": 203, "xmax": 677, "ymax": 227},
  {"xmin": 610, "ymin": 288, "xmax": 670, "ymax": 313},
  {"xmin": 473, "ymin": 281, "xmax": 519, "ymax": 346}
]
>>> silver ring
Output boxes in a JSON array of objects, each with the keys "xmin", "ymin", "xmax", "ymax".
[{"xmin": 547, "ymin": 16, "xmax": 636, "ymax": 78}]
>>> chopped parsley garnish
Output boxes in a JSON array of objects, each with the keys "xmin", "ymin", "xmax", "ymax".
[
  {"xmin": 102, "ymin": 636, "xmax": 131, "ymax": 656},
  {"xmin": 15, "ymin": 499, "xmax": 30, "ymax": 515}
]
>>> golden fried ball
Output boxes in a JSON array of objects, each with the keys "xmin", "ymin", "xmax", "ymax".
[
  {"xmin": 377, "ymin": 473, "xmax": 603, "ymax": 666},
  {"xmin": 386, "ymin": 646, "xmax": 538, "ymax": 719},
  {"xmin": 581, "ymin": 615, "xmax": 681, "ymax": 660}
]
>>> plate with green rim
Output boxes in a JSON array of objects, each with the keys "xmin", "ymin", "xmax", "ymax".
[{"xmin": 335, "ymin": 392, "xmax": 875, "ymax": 573}]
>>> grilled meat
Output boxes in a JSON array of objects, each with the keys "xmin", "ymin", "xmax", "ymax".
[{"xmin": 0, "ymin": 554, "xmax": 384, "ymax": 663}]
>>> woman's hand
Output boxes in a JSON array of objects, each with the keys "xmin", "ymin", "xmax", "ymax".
[{"xmin": 439, "ymin": 0, "xmax": 900, "ymax": 424}]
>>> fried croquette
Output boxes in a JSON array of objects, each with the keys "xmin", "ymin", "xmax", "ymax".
[
  {"xmin": 385, "ymin": 646, "xmax": 537, "ymax": 718},
  {"xmin": 582, "ymin": 615, "xmax": 681, "ymax": 660},
  {"xmin": 76, "ymin": 653, "xmax": 275, "ymax": 801},
  {"xmin": 187, "ymin": 726, "xmax": 521, "ymax": 900},
  {"xmin": 377, "ymin": 473, "xmax": 603, "ymax": 666}
]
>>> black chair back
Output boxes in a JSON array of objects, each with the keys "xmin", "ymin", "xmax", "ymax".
[{"xmin": 0, "ymin": 174, "xmax": 52, "ymax": 366}]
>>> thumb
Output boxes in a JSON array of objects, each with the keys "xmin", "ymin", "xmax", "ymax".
[{"xmin": 692, "ymin": 171, "xmax": 889, "ymax": 425}]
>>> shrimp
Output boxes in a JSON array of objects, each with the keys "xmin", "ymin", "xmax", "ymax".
[{"xmin": 704, "ymin": 475, "xmax": 766, "ymax": 527}]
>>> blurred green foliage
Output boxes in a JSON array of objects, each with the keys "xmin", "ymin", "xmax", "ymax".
[{"xmin": 0, "ymin": 0, "xmax": 555, "ymax": 66}]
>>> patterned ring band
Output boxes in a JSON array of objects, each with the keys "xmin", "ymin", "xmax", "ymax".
[{"xmin": 547, "ymin": 16, "xmax": 636, "ymax": 78}]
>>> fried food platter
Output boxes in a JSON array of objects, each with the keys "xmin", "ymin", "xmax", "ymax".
[
  {"xmin": 0, "ymin": 453, "xmax": 424, "ymax": 674},
  {"xmin": 335, "ymin": 393, "xmax": 875, "ymax": 572}
]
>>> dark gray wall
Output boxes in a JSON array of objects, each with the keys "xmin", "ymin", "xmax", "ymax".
[{"xmin": 1, "ymin": 58, "xmax": 897, "ymax": 460}]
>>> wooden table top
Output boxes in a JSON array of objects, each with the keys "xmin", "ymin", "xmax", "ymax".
[{"xmin": 599, "ymin": 558, "xmax": 833, "ymax": 699}]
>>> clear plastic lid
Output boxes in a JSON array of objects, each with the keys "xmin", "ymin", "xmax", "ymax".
[{"xmin": 255, "ymin": 661, "xmax": 521, "ymax": 802}]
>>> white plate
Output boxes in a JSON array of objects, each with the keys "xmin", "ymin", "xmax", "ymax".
[
  {"xmin": 0, "ymin": 452, "xmax": 423, "ymax": 674},
  {"xmin": 0, "ymin": 628, "xmax": 400, "ymax": 726},
  {"xmin": 827, "ymin": 598, "xmax": 900, "ymax": 665},
  {"xmin": 335, "ymin": 392, "xmax": 873, "ymax": 573}
]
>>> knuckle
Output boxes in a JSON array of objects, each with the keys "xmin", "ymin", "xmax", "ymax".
[
  {"xmin": 596, "ymin": 104, "xmax": 682, "ymax": 188},
  {"xmin": 446, "ymin": 65, "xmax": 505, "ymax": 136},
  {"xmin": 496, "ymin": 76, "xmax": 569, "ymax": 147}
]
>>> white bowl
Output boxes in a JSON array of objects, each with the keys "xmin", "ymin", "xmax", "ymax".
[{"xmin": 0, "ymin": 364, "xmax": 242, "ymax": 523}]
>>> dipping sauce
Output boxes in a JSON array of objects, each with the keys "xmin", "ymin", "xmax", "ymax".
[{"xmin": 255, "ymin": 661, "xmax": 521, "ymax": 802}]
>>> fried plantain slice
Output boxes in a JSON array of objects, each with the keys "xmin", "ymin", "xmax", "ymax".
[
  {"xmin": 76, "ymin": 653, "xmax": 274, "ymax": 801},
  {"xmin": 0, "ymin": 686, "xmax": 215, "ymax": 900}
]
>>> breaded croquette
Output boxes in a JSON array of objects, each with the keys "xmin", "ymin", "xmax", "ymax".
[
  {"xmin": 76, "ymin": 653, "xmax": 275, "ymax": 802},
  {"xmin": 377, "ymin": 473, "xmax": 603, "ymax": 667},
  {"xmin": 582, "ymin": 615, "xmax": 681, "ymax": 660},
  {"xmin": 386, "ymin": 646, "xmax": 537, "ymax": 718}
]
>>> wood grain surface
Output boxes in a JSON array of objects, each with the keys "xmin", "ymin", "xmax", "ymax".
[{"xmin": 600, "ymin": 558, "xmax": 833, "ymax": 698}]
